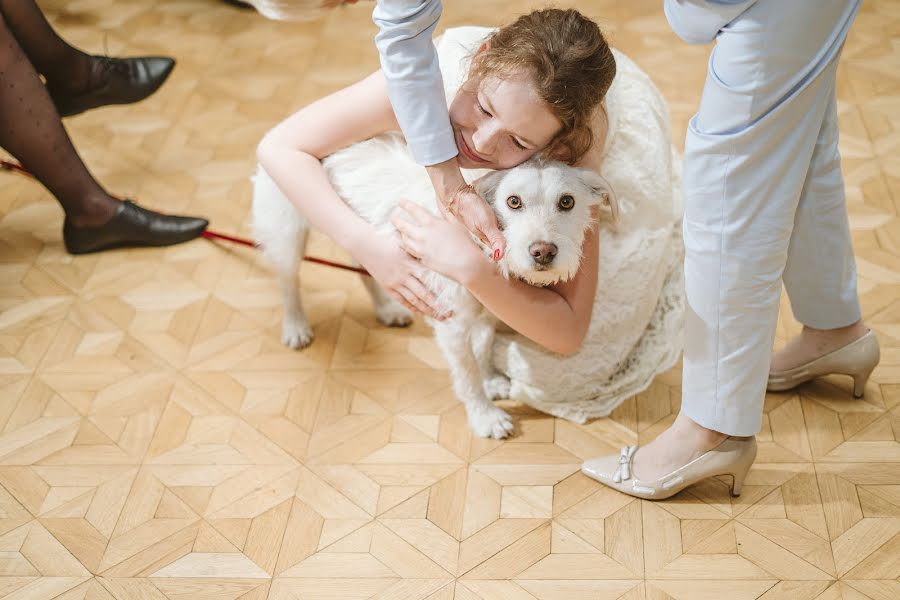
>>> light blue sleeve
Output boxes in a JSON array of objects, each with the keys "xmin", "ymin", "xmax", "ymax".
[
  {"xmin": 373, "ymin": 0, "xmax": 458, "ymax": 167},
  {"xmin": 664, "ymin": 0, "xmax": 758, "ymax": 44}
]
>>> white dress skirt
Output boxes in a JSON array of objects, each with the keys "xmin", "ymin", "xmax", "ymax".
[
  {"xmin": 235, "ymin": 0, "xmax": 330, "ymax": 21},
  {"xmin": 323, "ymin": 26, "xmax": 685, "ymax": 423}
]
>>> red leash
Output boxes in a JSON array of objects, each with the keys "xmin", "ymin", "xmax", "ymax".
[
  {"xmin": 1, "ymin": 158, "xmax": 370, "ymax": 276},
  {"xmin": 0, "ymin": 159, "xmax": 30, "ymax": 177}
]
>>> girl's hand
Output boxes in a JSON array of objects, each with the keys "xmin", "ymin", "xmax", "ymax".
[
  {"xmin": 391, "ymin": 199, "xmax": 487, "ymax": 284},
  {"xmin": 425, "ymin": 158, "xmax": 506, "ymax": 261},
  {"xmin": 444, "ymin": 183, "xmax": 506, "ymax": 262},
  {"xmin": 358, "ymin": 230, "xmax": 450, "ymax": 320}
]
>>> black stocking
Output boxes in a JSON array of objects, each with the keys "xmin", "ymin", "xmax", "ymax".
[
  {"xmin": 0, "ymin": 13, "xmax": 116, "ymax": 227},
  {"xmin": 0, "ymin": 0, "xmax": 94, "ymax": 94}
]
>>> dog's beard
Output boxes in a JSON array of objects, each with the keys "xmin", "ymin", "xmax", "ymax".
[
  {"xmin": 501, "ymin": 236, "xmax": 584, "ymax": 288},
  {"xmin": 504, "ymin": 252, "xmax": 582, "ymax": 287},
  {"xmin": 517, "ymin": 267, "xmax": 573, "ymax": 287}
]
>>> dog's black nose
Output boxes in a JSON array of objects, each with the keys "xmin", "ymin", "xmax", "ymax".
[{"xmin": 529, "ymin": 241, "xmax": 558, "ymax": 265}]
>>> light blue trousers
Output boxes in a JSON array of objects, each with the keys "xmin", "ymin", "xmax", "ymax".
[{"xmin": 671, "ymin": 0, "xmax": 863, "ymax": 435}]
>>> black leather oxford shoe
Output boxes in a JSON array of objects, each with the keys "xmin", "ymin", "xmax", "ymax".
[
  {"xmin": 51, "ymin": 56, "xmax": 176, "ymax": 117},
  {"xmin": 63, "ymin": 200, "xmax": 208, "ymax": 255}
]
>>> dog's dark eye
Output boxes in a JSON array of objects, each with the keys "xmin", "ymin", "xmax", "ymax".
[
  {"xmin": 558, "ymin": 194, "xmax": 575, "ymax": 211},
  {"xmin": 507, "ymin": 195, "xmax": 523, "ymax": 210}
]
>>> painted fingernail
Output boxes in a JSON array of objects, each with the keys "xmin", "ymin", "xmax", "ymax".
[{"xmin": 493, "ymin": 249, "xmax": 501, "ymax": 261}]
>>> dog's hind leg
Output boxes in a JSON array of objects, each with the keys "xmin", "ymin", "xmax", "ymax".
[
  {"xmin": 252, "ymin": 165, "xmax": 314, "ymax": 349},
  {"xmin": 433, "ymin": 320, "xmax": 514, "ymax": 439},
  {"xmin": 360, "ymin": 274, "xmax": 413, "ymax": 327}
]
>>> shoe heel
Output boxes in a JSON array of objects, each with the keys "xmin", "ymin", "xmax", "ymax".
[
  {"xmin": 730, "ymin": 461, "xmax": 752, "ymax": 498},
  {"xmin": 852, "ymin": 366, "xmax": 875, "ymax": 399}
]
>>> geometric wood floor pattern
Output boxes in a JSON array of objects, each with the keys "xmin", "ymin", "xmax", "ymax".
[{"xmin": 1, "ymin": 1, "xmax": 899, "ymax": 598}]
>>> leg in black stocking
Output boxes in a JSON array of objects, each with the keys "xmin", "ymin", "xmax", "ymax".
[
  {"xmin": 0, "ymin": 14, "xmax": 207, "ymax": 254},
  {"xmin": 0, "ymin": 0, "xmax": 176, "ymax": 117},
  {"xmin": 0, "ymin": 12, "xmax": 116, "ymax": 227},
  {"xmin": 0, "ymin": 0, "xmax": 93, "ymax": 93}
]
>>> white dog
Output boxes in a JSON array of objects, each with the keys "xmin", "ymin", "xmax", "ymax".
[{"xmin": 252, "ymin": 133, "xmax": 614, "ymax": 438}]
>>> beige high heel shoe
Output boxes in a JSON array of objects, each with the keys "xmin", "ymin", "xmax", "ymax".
[
  {"xmin": 767, "ymin": 330, "xmax": 880, "ymax": 398},
  {"xmin": 580, "ymin": 437, "xmax": 757, "ymax": 500}
]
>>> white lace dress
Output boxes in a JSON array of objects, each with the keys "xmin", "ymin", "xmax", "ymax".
[
  {"xmin": 237, "ymin": 0, "xmax": 329, "ymax": 21},
  {"xmin": 327, "ymin": 26, "xmax": 685, "ymax": 423}
]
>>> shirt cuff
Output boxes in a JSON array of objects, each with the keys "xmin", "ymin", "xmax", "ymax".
[{"xmin": 405, "ymin": 126, "xmax": 459, "ymax": 166}]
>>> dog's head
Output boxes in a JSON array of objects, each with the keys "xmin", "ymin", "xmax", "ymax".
[{"xmin": 474, "ymin": 157, "xmax": 616, "ymax": 286}]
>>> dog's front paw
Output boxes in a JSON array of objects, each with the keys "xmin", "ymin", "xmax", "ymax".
[
  {"xmin": 483, "ymin": 374, "xmax": 511, "ymax": 401},
  {"xmin": 467, "ymin": 403, "xmax": 514, "ymax": 439},
  {"xmin": 282, "ymin": 319, "xmax": 314, "ymax": 350},
  {"xmin": 375, "ymin": 303, "xmax": 414, "ymax": 327}
]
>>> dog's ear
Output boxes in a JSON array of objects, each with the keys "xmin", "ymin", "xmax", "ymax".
[
  {"xmin": 472, "ymin": 170, "xmax": 505, "ymax": 206},
  {"xmin": 577, "ymin": 168, "xmax": 619, "ymax": 225}
]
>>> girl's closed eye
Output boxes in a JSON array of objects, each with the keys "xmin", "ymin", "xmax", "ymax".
[{"xmin": 479, "ymin": 102, "xmax": 526, "ymax": 149}]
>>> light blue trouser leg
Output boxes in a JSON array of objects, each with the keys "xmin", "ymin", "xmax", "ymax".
[
  {"xmin": 679, "ymin": 0, "xmax": 861, "ymax": 436},
  {"xmin": 783, "ymin": 85, "xmax": 862, "ymax": 330}
]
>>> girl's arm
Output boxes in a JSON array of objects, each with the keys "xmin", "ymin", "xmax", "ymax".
[
  {"xmin": 257, "ymin": 70, "xmax": 446, "ymax": 318},
  {"xmin": 468, "ymin": 218, "xmax": 600, "ymax": 355},
  {"xmin": 394, "ymin": 201, "xmax": 601, "ymax": 355}
]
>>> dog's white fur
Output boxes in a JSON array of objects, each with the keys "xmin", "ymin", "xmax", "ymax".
[{"xmin": 252, "ymin": 134, "xmax": 613, "ymax": 438}]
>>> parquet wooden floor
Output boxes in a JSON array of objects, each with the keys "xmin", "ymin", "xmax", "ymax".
[{"xmin": 1, "ymin": 1, "xmax": 899, "ymax": 598}]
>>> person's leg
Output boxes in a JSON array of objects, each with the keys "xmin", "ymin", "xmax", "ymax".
[
  {"xmin": 633, "ymin": 0, "xmax": 861, "ymax": 480},
  {"xmin": 581, "ymin": 0, "xmax": 862, "ymax": 492},
  {"xmin": 771, "ymin": 85, "xmax": 867, "ymax": 372},
  {"xmin": 0, "ymin": 11, "xmax": 116, "ymax": 227},
  {"xmin": 0, "ymin": 0, "xmax": 175, "ymax": 117},
  {"xmin": 0, "ymin": 12, "xmax": 207, "ymax": 253},
  {"xmin": 0, "ymin": 0, "xmax": 93, "ymax": 92}
]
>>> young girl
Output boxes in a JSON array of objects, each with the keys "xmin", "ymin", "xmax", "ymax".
[{"xmin": 257, "ymin": 8, "xmax": 682, "ymax": 421}]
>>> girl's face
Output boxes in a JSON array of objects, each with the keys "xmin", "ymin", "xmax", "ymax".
[{"xmin": 449, "ymin": 71, "xmax": 561, "ymax": 171}]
